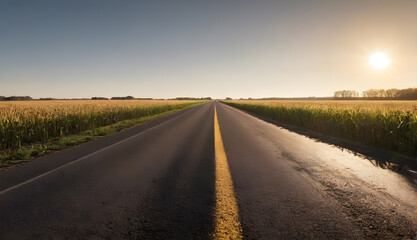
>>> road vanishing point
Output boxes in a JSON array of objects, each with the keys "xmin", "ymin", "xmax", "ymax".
[{"xmin": 0, "ymin": 101, "xmax": 416, "ymax": 239}]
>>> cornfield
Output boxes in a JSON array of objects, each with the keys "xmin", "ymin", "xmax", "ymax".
[
  {"xmin": 0, "ymin": 100, "xmax": 198, "ymax": 150},
  {"xmin": 223, "ymin": 100, "xmax": 417, "ymax": 157}
]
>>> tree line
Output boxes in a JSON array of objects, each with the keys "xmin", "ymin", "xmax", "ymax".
[
  {"xmin": 334, "ymin": 88, "xmax": 417, "ymax": 99},
  {"xmin": 173, "ymin": 97, "xmax": 212, "ymax": 100},
  {"xmin": 0, "ymin": 96, "xmax": 33, "ymax": 101},
  {"xmin": 0, "ymin": 96, "xmax": 212, "ymax": 101}
]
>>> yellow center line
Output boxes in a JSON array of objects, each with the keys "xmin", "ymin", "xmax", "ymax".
[{"xmin": 214, "ymin": 106, "xmax": 243, "ymax": 240}]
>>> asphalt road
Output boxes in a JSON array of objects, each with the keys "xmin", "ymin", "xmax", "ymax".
[{"xmin": 0, "ymin": 101, "xmax": 416, "ymax": 239}]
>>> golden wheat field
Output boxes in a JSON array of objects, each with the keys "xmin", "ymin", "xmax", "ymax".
[{"xmin": 0, "ymin": 100, "xmax": 198, "ymax": 150}]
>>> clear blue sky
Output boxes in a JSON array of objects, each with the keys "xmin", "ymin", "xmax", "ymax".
[{"xmin": 1, "ymin": 0, "xmax": 416, "ymax": 99}]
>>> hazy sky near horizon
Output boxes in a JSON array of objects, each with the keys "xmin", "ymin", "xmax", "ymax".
[{"xmin": 1, "ymin": 0, "xmax": 416, "ymax": 99}]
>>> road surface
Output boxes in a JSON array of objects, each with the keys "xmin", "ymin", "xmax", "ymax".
[{"xmin": 0, "ymin": 101, "xmax": 416, "ymax": 239}]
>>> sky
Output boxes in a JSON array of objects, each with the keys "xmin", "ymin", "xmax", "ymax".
[{"xmin": 1, "ymin": 0, "xmax": 416, "ymax": 99}]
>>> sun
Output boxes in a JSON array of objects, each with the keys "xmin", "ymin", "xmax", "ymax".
[{"xmin": 369, "ymin": 52, "xmax": 390, "ymax": 70}]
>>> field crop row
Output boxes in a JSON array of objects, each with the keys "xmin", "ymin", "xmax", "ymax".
[
  {"xmin": 0, "ymin": 100, "xmax": 200, "ymax": 151},
  {"xmin": 222, "ymin": 100, "xmax": 417, "ymax": 157}
]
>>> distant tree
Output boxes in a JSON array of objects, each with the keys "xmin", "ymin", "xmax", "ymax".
[
  {"xmin": 385, "ymin": 88, "xmax": 399, "ymax": 98},
  {"xmin": 225, "ymin": 97, "xmax": 232, "ymax": 100},
  {"xmin": 362, "ymin": 89, "xmax": 380, "ymax": 98},
  {"xmin": 174, "ymin": 97, "xmax": 212, "ymax": 100},
  {"xmin": 3, "ymin": 96, "xmax": 33, "ymax": 101},
  {"xmin": 362, "ymin": 89, "xmax": 398, "ymax": 98},
  {"xmin": 334, "ymin": 90, "xmax": 359, "ymax": 98},
  {"xmin": 92, "ymin": 97, "xmax": 109, "ymax": 100},
  {"xmin": 39, "ymin": 97, "xmax": 58, "ymax": 100},
  {"xmin": 111, "ymin": 96, "xmax": 134, "ymax": 100},
  {"xmin": 359, "ymin": 88, "xmax": 417, "ymax": 99},
  {"xmin": 377, "ymin": 89, "xmax": 387, "ymax": 97},
  {"xmin": 396, "ymin": 88, "xmax": 417, "ymax": 99},
  {"xmin": 353, "ymin": 91, "xmax": 360, "ymax": 97}
]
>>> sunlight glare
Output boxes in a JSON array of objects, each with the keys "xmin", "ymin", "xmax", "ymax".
[{"xmin": 369, "ymin": 52, "xmax": 390, "ymax": 70}]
